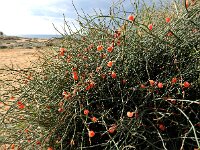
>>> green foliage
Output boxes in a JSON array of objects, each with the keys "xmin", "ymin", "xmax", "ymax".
[{"xmin": 0, "ymin": 0, "xmax": 200, "ymax": 149}]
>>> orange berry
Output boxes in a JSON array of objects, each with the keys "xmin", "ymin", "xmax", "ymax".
[
  {"xmin": 18, "ymin": 104, "xmax": 25, "ymax": 109},
  {"xmin": 47, "ymin": 147, "xmax": 53, "ymax": 150},
  {"xmin": 149, "ymin": 80, "xmax": 155, "ymax": 86},
  {"xmin": 122, "ymin": 79, "xmax": 127, "ymax": 84},
  {"xmin": 60, "ymin": 48, "xmax": 66, "ymax": 56},
  {"xmin": 167, "ymin": 31, "xmax": 173, "ymax": 36},
  {"xmin": 11, "ymin": 144, "xmax": 15, "ymax": 149},
  {"xmin": 183, "ymin": 81, "xmax": 190, "ymax": 88},
  {"xmin": 17, "ymin": 101, "xmax": 22, "ymax": 105},
  {"xmin": 111, "ymin": 72, "xmax": 117, "ymax": 79},
  {"xmin": 89, "ymin": 81, "xmax": 95, "ymax": 88},
  {"xmin": 91, "ymin": 117, "xmax": 97, "ymax": 123},
  {"xmin": 171, "ymin": 77, "xmax": 177, "ymax": 84},
  {"xmin": 36, "ymin": 140, "xmax": 41, "ymax": 145},
  {"xmin": 140, "ymin": 84, "xmax": 146, "ymax": 88},
  {"xmin": 157, "ymin": 82, "xmax": 163, "ymax": 88},
  {"xmin": 117, "ymin": 40, "xmax": 121, "ymax": 46},
  {"xmin": 108, "ymin": 124, "xmax": 117, "ymax": 134},
  {"xmin": 88, "ymin": 130, "xmax": 95, "ymax": 137},
  {"xmin": 58, "ymin": 108, "xmax": 63, "ymax": 112},
  {"xmin": 85, "ymin": 85, "xmax": 91, "ymax": 91},
  {"xmin": 107, "ymin": 46, "xmax": 113, "ymax": 52},
  {"xmin": 148, "ymin": 24, "xmax": 153, "ymax": 30},
  {"xmin": 97, "ymin": 45, "xmax": 103, "ymax": 51},
  {"xmin": 165, "ymin": 17, "xmax": 171, "ymax": 23},
  {"xmin": 72, "ymin": 71, "xmax": 78, "ymax": 81},
  {"xmin": 17, "ymin": 101, "xmax": 25, "ymax": 109},
  {"xmin": 84, "ymin": 109, "xmax": 89, "ymax": 115},
  {"xmin": 159, "ymin": 124, "xmax": 166, "ymax": 131},
  {"xmin": 85, "ymin": 81, "xmax": 95, "ymax": 90},
  {"xmin": 64, "ymin": 93, "xmax": 71, "ymax": 100},
  {"xmin": 185, "ymin": 0, "xmax": 189, "ymax": 8},
  {"xmin": 107, "ymin": 61, "xmax": 113, "ymax": 67},
  {"xmin": 62, "ymin": 91, "xmax": 67, "ymax": 96},
  {"xmin": 128, "ymin": 15, "xmax": 135, "ymax": 21},
  {"xmin": 24, "ymin": 129, "xmax": 29, "ymax": 133},
  {"xmin": 10, "ymin": 96, "xmax": 15, "ymax": 101},
  {"xmin": 127, "ymin": 111, "xmax": 134, "ymax": 118}
]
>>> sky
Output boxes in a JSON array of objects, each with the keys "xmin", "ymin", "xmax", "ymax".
[
  {"xmin": 0, "ymin": 0, "xmax": 113, "ymax": 35},
  {"xmin": 0, "ymin": 0, "xmax": 173, "ymax": 35}
]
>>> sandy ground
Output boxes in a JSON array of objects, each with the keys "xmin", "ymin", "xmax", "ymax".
[
  {"xmin": 0, "ymin": 48, "xmax": 38, "ymax": 69},
  {"xmin": 0, "ymin": 48, "xmax": 40, "ymax": 149},
  {"xmin": 0, "ymin": 48, "xmax": 40, "ymax": 83},
  {"xmin": 0, "ymin": 48, "xmax": 41, "ymax": 110}
]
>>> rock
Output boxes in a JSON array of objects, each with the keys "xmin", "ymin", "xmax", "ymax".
[
  {"xmin": 0, "ymin": 45, "xmax": 8, "ymax": 49},
  {"xmin": 0, "ymin": 31, "xmax": 3, "ymax": 36}
]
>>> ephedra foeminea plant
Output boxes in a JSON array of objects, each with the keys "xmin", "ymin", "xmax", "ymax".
[{"xmin": 0, "ymin": 0, "xmax": 200, "ymax": 149}]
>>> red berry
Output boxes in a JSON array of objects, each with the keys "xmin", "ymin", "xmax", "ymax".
[
  {"xmin": 108, "ymin": 124, "xmax": 117, "ymax": 134},
  {"xmin": 149, "ymin": 80, "xmax": 155, "ymax": 86},
  {"xmin": 88, "ymin": 130, "xmax": 95, "ymax": 137},
  {"xmin": 17, "ymin": 101, "xmax": 25, "ymax": 109},
  {"xmin": 107, "ymin": 61, "xmax": 113, "ymax": 67},
  {"xmin": 36, "ymin": 140, "xmax": 41, "ymax": 145},
  {"xmin": 140, "ymin": 84, "xmax": 146, "ymax": 88},
  {"xmin": 111, "ymin": 72, "xmax": 117, "ymax": 79},
  {"xmin": 84, "ymin": 109, "xmax": 89, "ymax": 115},
  {"xmin": 171, "ymin": 77, "xmax": 177, "ymax": 84},
  {"xmin": 97, "ymin": 45, "xmax": 103, "ymax": 51},
  {"xmin": 128, "ymin": 15, "xmax": 135, "ymax": 21},
  {"xmin": 17, "ymin": 101, "xmax": 22, "ymax": 105},
  {"xmin": 11, "ymin": 144, "xmax": 15, "ymax": 149},
  {"xmin": 85, "ymin": 85, "xmax": 91, "ymax": 91},
  {"xmin": 58, "ymin": 108, "xmax": 63, "ymax": 112},
  {"xmin": 183, "ymin": 81, "xmax": 190, "ymax": 88},
  {"xmin": 159, "ymin": 124, "xmax": 166, "ymax": 131},
  {"xmin": 107, "ymin": 46, "xmax": 113, "ymax": 52},
  {"xmin": 18, "ymin": 104, "xmax": 25, "ymax": 109},
  {"xmin": 47, "ymin": 147, "xmax": 53, "ymax": 150},
  {"xmin": 167, "ymin": 31, "xmax": 173, "ymax": 36},
  {"xmin": 72, "ymin": 71, "xmax": 78, "ymax": 81},
  {"xmin": 10, "ymin": 96, "xmax": 15, "ymax": 101},
  {"xmin": 165, "ymin": 17, "xmax": 171, "ymax": 23},
  {"xmin": 60, "ymin": 48, "xmax": 66, "ymax": 56},
  {"xmin": 157, "ymin": 82, "xmax": 163, "ymax": 88},
  {"xmin": 91, "ymin": 117, "xmax": 97, "ymax": 123},
  {"xmin": 148, "ymin": 24, "xmax": 153, "ymax": 30},
  {"xmin": 127, "ymin": 111, "xmax": 134, "ymax": 118}
]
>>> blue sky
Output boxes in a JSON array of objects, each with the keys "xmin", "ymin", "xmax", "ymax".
[{"xmin": 0, "ymin": 0, "xmax": 173, "ymax": 35}]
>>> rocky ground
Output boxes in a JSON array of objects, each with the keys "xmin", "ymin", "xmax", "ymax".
[
  {"xmin": 0, "ymin": 35, "xmax": 62, "ymax": 69},
  {"xmin": 0, "ymin": 36, "xmax": 52, "ymax": 49},
  {"xmin": 0, "ymin": 36, "xmax": 62, "ymax": 120},
  {"xmin": 0, "ymin": 36, "xmax": 46, "ymax": 149}
]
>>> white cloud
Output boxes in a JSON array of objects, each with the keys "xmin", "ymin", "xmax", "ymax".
[
  {"xmin": 0, "ymin": 0, "xmax": 74, "ymax": 35},
  {"xmin": 0, "ymin": 0, "xmax": 121, "ymax": 35}
]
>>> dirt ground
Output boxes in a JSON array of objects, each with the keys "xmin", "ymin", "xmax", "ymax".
[
  {"xmin": 0, "ymin": 48, "xmax": 40, "ymax": 149},
  {"xmin": 0, "ymin": 48, "xmax": 40, "ymax": 83},
  {"xmin": 0, "ymin": 48, "xmax": 38, "ymax": 69}
]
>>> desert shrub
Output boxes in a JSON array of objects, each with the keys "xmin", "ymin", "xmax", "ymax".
[{"xmin": 0, "ymin": 0, "xmax": 199, "ymax": 150}]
